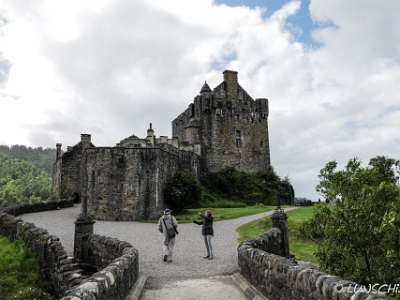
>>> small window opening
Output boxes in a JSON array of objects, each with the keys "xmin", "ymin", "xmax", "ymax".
[{"xmin": 236, "ymin": 130, "xmax": 241, "ymax": 148}]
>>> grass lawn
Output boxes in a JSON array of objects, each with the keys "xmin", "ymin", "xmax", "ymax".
[
  {"xmin": 0, "ymin": 236, "xmax": 57, "ymax": 300},
  {"xmin": 237, "ymin": 206, "xmax": 319, "ymax": 264},
  {"xmin": 140, "ymin": 204, "xmax": 289, "ymax": 224}
]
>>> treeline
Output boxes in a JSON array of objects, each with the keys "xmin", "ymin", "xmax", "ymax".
[
  {"xmin": 0, "ymin": 145, "xmax": 57, "ymax": 176},
  {"xmin": 164, "ymin": 165, "xmax": 294, "ymax": 212},
  {"xmin": 0, "ymin": 152, "xmax": 52, "ymax": 208}
]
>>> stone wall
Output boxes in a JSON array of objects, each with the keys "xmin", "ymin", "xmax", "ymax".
[
  {"xmin": 238, "ymin": 229, "xmax": 394, "ymax": 300},
  {"xmin": 0, "ymin": 201, "xmax": 139, "ymax": 300},
  {"xmin": 52, "ymin": 135, "xmax": 95, "ymax": 200},
  {"xmin": 62, "ymin": 234, "xmax": 139, "ymax": 300},
  {"xmin": 82, "ymin": 147, "xmax": 199, "ymax": 221},
  {"xmin": 1, "ymin": 198, "xmax": 74, "ymax": 216},
  {"xmin": 0, "ymin": 204, "xmax": 76, "ymax": 298}
]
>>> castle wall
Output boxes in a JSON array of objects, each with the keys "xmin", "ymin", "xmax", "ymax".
[
  {"xmin": 52, "ymin": 144, "xmax": 85, "ymax": 199},
  {"xmin": 82, "ymin": 147, "xmax": 198, "ymax": 220}
]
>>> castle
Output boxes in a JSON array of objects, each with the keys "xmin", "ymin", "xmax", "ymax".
[{"xmin": 52, "ymin": 70, "xmax": 270, "ymax": 220}]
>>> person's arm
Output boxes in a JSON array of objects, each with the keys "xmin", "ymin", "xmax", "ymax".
[
  {"xmin": 158, "ymin": 219, "xmax": 163, "ymax": 233},
  {"xmin": 192, "ymin": 218, "xmax": 203, "ymax": 225},
  {"xmin": 200, "ymin": 213, "xmax": 213, "ymax": 222}
]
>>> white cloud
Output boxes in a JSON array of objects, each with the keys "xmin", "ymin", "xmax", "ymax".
[{"xmin": 0, "ymin": 0, "xmax": 399, "ymax": 201}]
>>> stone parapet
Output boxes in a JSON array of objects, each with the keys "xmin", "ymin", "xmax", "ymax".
[
  {"xmin": 0, "ymin": 201, "xmax": 139, "ymax": 300},
  {"xmin": 62, "ymin": 234, "xmax": 139, "ymax": 300},
  {"xmin": 0, "ymin": 198, "xmax": 74, "ymax": 216},
  {"xmin": 238, "ymin": 229, "xmax": 394, "ymax": 300},
  {"xmin": 0, "ymin": 211, "xmax": 76, "ymax": 297}
]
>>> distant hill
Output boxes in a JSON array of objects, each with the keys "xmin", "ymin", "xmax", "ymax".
[
  {"xmin": 0, "ymin": 145, "xmax": 58, "ymax": 176},
  {"xmin": 0, "ymin": 151, "xmax": 53, "ymax": 207}
]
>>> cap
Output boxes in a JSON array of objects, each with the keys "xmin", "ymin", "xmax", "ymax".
[{"xmin": 164, "ymin": 208, "xmax": 172, "ymax": 214}]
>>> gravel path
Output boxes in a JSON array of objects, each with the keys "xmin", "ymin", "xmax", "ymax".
[{"xmin": 20, "ymin": 205, "xmax": 297, "ymax": 279}]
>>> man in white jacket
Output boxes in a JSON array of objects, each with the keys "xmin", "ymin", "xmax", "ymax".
[{"xmin": 158, "ymin": 208, "xmax": 178, "ymax": 263}]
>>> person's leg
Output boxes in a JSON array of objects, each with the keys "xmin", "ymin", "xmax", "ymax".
[
  {"xmin": 163, "ymin": 238, "xmax": 169, "ymax": 261},
  {"xmin": 206, "ymin": 235, "xmax": 213, "ymax": 258},
  {"xmin": 203, "ymin": 235, "xmax": 210, "ymax": 257},
  {"xmin": 167, "ymin": 237, "xmax": 175, "ymax": 262}
]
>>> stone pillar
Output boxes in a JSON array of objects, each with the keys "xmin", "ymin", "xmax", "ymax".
[
  {"xmin": 74, "ymin": 215, "xmax": 95, "ymax": 262},
  {"xmin": 271, "ymin": 210, "xmax": 290, "ymax": 257}
]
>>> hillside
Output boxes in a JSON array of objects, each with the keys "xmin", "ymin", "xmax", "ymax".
[
  {"xmin": 0, "ymin": 152, "xmax": 52, "ymax": 207},
  {"xmin": 0, "ymin": 145, "xmax": 57, "ymax": 176}
]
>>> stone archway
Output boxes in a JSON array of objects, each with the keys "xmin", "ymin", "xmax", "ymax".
[{"xmin": 73, "ymin": 193, "xmax": 81, "ymax": 204}]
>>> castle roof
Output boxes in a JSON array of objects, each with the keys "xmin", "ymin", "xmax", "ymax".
[
  {"xmin": 200, "ymin": 81, "xmax": 211, "ymax": 93},
  {"xmin": 126, "ymin": 134, "xmax": 140, "ymax": 140}
]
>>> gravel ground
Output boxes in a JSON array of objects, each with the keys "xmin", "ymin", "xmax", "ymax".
[{"xmin": 20, "ymin": 205, "xmax": 297, "ymax": 279}]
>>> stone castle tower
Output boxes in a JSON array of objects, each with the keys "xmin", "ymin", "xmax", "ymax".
[
  {"xmin": 173, "ymin": 70, "xmax": 270, "ymax": 173},
  {"xmin": 52, "ymin": 70, "xmax": 270, "ymax": 220}
]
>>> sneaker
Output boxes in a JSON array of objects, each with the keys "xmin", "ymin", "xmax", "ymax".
[
  {"xmin": 203, "ymin": 255, "xmax": 210, "ymax": 259},
  {"xmin": 163, "ymin": 255, "xmax": 167, "ymax": 262},
  {"xmin": 167, "ymin": 260, "xmax": 172, "ymax": 263},
  {"xmin": 209, "ymin": 256, "xmax": 214, "ymax": 260}
]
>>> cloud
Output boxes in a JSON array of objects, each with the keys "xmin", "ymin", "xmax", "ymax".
[{"xmin": 0, "ymin": 0, "xmax": 399, "ymax": 201}]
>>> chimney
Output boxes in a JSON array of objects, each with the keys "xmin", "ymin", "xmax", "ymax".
[
  {"xmin": 146, "ymin": 123, "xmax": 155, "ymax": 147},
  {"xmin": 81, "ymin": 134, "xmax": 91, "ymax": 151},
  {"xmin": 223, "ymin": 70, "xmax": 238, "ymax": 99},
  {"xmin": 56, "ymin": 143, "xmax": 62, "ymax": 160}
]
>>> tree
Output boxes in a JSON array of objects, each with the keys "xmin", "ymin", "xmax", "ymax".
[
  {"xmin": 304, "ymin": 156, "xmax": 400, "ymax": 285},
  {"xmin": 0, "ymin": 153, "xmax": 52, "ymax": 207},
  {"xmin": 163, "ymin": 170, "xmax": 202, "ymax": 213}
]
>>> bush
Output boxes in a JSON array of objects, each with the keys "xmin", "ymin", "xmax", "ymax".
[
  {"xmin": 163, "ymin": 170, "xmax": 202, "ymax": 213},
  {"xmin": 200, "ymin": 165, "xmax": 293, "ymax": 206}
]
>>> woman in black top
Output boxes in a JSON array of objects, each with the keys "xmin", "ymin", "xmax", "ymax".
[{"xmin": 191, "ymin": 210, "xmax": 214, "ymax": 259}]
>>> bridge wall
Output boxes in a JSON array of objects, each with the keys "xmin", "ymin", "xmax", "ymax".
[
  {"xmin": 238, "ymin": 227, "xmax": 394, "ymax": 300},
  {"xmin": 0, "ymin": 201, "xmax": 139, "ymax": 300}
]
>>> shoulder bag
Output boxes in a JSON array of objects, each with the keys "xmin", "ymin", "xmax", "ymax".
[{"xmin": 162, "ymin": 217, "xmax": 176, "ymax": 238}]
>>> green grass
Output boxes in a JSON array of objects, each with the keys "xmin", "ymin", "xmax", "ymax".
[
  {"xmin": 237, "ymin": 206, "xmax": 319, "ymax": 264},
  {"xmin": 140, "ymin": 204, "xmax": 289, "ymax": 224},
  {"xmin": 0, "ymin": 236, "xmax": 57, "ymax": 300}
]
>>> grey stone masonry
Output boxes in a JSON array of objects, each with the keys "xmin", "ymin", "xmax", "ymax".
[
  {"xmin": 271, "ymin": 210, "xmax": 290, "ymax": 257},
  {"xmin": 1, "ymin": 201, "xmax": 139, "ymax": 300},
  {"xmin": 237, "ymin": 213, "xmax": 394, "ymax": 300},
  {"xmin": 74, "ymin": 215, "xmax": 95, "ymax": 263},
  {"xmin": 172, "ymin": 70, "xmax": 270, "ymax": 174}
]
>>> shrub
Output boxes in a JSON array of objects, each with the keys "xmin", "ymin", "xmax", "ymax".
[{"xmin": 163, "ymin": 170, "xmax": 202, "ymax": 213}]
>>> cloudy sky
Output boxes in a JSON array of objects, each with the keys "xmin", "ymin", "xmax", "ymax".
[{"xmin": 1, "ymin": 0, "xmax": 399, "ymax": 201}]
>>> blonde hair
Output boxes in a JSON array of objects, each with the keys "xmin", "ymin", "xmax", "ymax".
[{"xmin": 205, "ymin": 210, "xmax": 212, "ymax": 217}]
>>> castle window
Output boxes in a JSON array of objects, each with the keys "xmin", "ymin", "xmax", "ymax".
[
  {"xmin": 117, "ymin": 156, "xmax": 125, "ymax": 163},
  {"xmin": 236, "ymin": 130, "xmax": 241, "ymax": 147},
  {"xmin": 235, "ymin": 114, "xmax": 239, "ymax": 121},
  {"xmin": 260, "ymin": 141, "xmax": 263, "ymax": 147}
]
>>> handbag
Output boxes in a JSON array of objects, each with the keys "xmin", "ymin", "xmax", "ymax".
[{"xmin": 162, "ymin": 217, "xmax": 176, "ymax": 238}]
